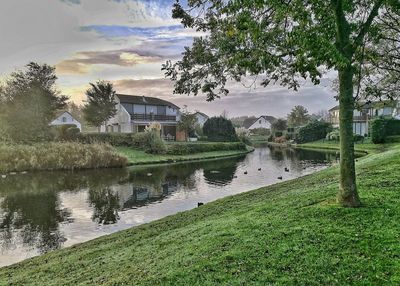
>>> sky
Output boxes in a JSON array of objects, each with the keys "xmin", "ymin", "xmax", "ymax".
[{"xmin": 0, "ymin": 0, "xmax": 338, "ymax": 118}]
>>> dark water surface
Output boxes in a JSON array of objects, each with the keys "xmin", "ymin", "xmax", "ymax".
[{"xmin": 0, "ymin": 146, "xmax": 338, "ymax": 266}]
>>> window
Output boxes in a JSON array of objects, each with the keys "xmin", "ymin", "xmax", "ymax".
[
  {"xmin": 62, "ymin": 117, "xmax": 67, "ymax": 122},
  {"xmin": 259, "ymin": 120, "xmax": 261, "ymax": 124}
]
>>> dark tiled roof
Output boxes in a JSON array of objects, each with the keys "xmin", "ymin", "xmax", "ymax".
[
  {"xmin": 116, "ymin": 94, "xmax": 180, "ymax": 109},
  {"xmin": 259, "ymin": 115, "xmax": 277, "ymax": 123}
]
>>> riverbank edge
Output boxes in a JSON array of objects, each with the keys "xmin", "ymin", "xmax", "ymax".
[
  {"xmin": 120, "ymin": 146, "xmax": 255, "ymax": 167},
  {"xmin": 265, "ymin": 141, "xmax": 377, "ymax": 155},
  {"xmin": 1, "ymin": 144, "xmax": 399, "ymax": 284}
]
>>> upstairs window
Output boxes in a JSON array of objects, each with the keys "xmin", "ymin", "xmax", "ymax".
[{"xmin": 62, "ymin": 117, "xmax": 67, "ymax": 122}]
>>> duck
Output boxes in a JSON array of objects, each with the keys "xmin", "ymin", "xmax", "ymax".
[
  {"xmin": 277, "ymin": 176, "xmax": 283, "ymax": 180},
  {"xmin": 197, "ymin": 202, "xmax": 204, "ymax": 207},
  {"xmin": 244, "ymin": 171, "xmax": 248, "ymax": 175},
  {"xmin": 258, "ymin": 168, "xmax": 262, "ymax": 171},
  {"xmin": 284, "ymin": 167, "xmax": 289, "ymax": 172}
]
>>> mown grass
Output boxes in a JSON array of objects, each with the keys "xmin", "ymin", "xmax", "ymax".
[
  {"xmin": 0, "ymin": 144, "xmax": 399, "ymax": 285},
  {"xmin": 298, "ymin": 139, "xmax": 399, "ymax": 154},
  {"xmin": 116, "ymin": 146, "xmax": 253, "ymax": 165},
  {"xmin": 0, "ymin": 143, "xmax": 127, "ymax": 173}
]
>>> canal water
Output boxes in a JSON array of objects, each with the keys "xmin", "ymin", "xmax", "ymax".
[{"xmin": 0, "ymin": 145, "xmax": 338, "ymax": 266}]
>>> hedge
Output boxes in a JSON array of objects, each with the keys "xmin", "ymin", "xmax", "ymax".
[
  {"xmin": 166, "ymin": 142, "xmax": 247, "ymax": 155},
  {"xmin": 297, "ymin": 121, "xmax": 332, "ymax": 143},
  {"xmin": 371, "ymin": 117, "xmax": 400, "ymax": 144},
  {"xmin": 79, "ymin": 133, "xmax": 134, "ymax": 146}
]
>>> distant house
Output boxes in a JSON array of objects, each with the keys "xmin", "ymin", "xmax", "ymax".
[
  {"xmin": 50, "ymin": 111, "xmax": 81, "ymax": 131},
  {"xmin": 248, "ymin": 115, "xmax": 276, "ymax": 130},
  {"xmin": 101, "ymin": 94, "xmax": 183, "ymax": 141},
  {"xmin": 194, "ymin": 111, "xmax": 209, "ymax": 126},
  {"xmin": 329, "ymin": 100, "xmax": 400, "ymax": 135}
]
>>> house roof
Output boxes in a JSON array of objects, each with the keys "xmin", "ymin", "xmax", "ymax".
[
  {"xmin": 329, "ymin": 105, "xmax": 339, "ymax": 112},
  {"xmin": 116, "ymin": 94, "xmax": 180, "ymax": 109},
  {"xmin": 195, "ymin": 111, "xmax": 209, "ymax": 118},
  {"xmin": 247, "ymin": 115, "xmax": 276, "ymax": 128},
  {"xmin": 259, "ymin": 115, "xmax": 277, "ymax": 123},
  {"xmin": 54, "ymin": 111, "xmax": 79, "ymax": 121}
]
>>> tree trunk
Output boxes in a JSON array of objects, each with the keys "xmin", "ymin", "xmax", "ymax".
[{"xmin": 337, "ymin": 66, "xmax": 361, "ymax": 207}]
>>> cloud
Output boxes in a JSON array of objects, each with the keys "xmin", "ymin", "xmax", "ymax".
[
  {"xmin": 60, "ymin": 0, "xmax": 81, "ymax": 4},
  {"xmin": 56, "ymin": 49, "xmax": 161, "ymax": 74},
  {"xmin": 80, "ymin": 24, "xmax": 183, "ymax": 38}
]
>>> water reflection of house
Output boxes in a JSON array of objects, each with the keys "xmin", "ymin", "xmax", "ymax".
[{"xmin": 110, "ymin": 180, "xmax": 179, "ymax": 210}]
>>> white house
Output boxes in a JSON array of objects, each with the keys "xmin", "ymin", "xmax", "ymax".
[
  {"xmin": 194, "ymin": 111, "xmax": 209, "ymax": 126},
  {"xmin": 101, "ymin": 94, "xmax": 183, "ymax": 140},
  {"xmin": 50, "ymin": 111, "xmax": 81, "ymax": 131},
  {"xmin": 248, "ymin": 115, "xmax": 276, "ymax": 130},
  {"xmin": 329, "ymin": 100, "xmax": 400, "ymax": 135}
]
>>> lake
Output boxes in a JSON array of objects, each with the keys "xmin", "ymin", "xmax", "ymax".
[{"xmin": 0, "ymin": 145, "xmax": 339, "ymax": 266}]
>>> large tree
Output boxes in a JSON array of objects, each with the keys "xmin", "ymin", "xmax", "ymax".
[
  {"xmin": 83, "ymin": 81, "xmax": 117, "ymax": 131},
  {"xmin": 0, "ymin": 62, "xmax": 67, "ymax": 142},
  {"xmin": 164, "ymin": 0, "xmax": 400, "ymax": 207},
  {"xmin": 287, "ymin": 105, "xmax": 310, "ymax": 127}
]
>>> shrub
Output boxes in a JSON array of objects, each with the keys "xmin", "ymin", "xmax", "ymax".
[
  {"xmin": 326, "ymin": 129, "xmax": 340, "ymax": 141},
  {"xmin": 80, "ymin": 133, "xmax": 134, "ymax": 146},
  {"xmin": 371, "ymin": 117, "xmax": 400, "ymax": 144},
  {"xmin": 166, "ymin": 142, "xmax": 246, "ymax": 155},
  {"xmin": 274, "ymin": 136, "xmax": 287, "ymax": 143},
  {"xmin": 236, "ymin": 127, "xmax": 252, "ymax": 145},
  {"xmin": 0, "ymin": 142, "xmax": 127, "ymax": 173},
  {"xmin": 371, "ymin": 117, "xmax": 387, "ymax": 144},
  {"xmin": 250, "ymin": 128, "xmax": 270, "ymax": 136},
  {"xmin": 203, "ymin": 117, "xmax": 238, "ymax": 142},
  {"xmin": 145, "ymin": 131, "xmax": 166, "ymax": 154},
  {"xmin": 274, "ymin": 131, "xmax": 283, "ymax": 138},
  {"xmin": 297, "ymin": 121, "xmax": 332, "ymax": 143},
  {"xmin": 385, "ymin": 118, "xmax": 400, "ymax": 136},
  {"xmin": 53, "ymin": 124, "xmax": 81, "ymax": 141},
  {"xmin": 353, "ymin": 134, "xmax": 364, "ymax": 143}
]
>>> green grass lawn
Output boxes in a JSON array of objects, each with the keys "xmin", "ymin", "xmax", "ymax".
[
  {"xmin": 298, "ymin": 139, "xmax": 399, "ymax": 154},
  {"xmin": 1, "ymin": 144, "xmax": 399, "ymax": 285},
  {"xmin": 116, "ymin": 146, "xmax": 253, "ymax": 165}
]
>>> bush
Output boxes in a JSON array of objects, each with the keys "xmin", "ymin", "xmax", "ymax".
[
  {"xmin": 166, "ymin": 142, "xmax": 246, "ymax": 155},
  {"xmin": 236, "ymin": 127, "xmax": 252, "ymax": 145},
  {"xmin": 297, "ymin": 121, "xmax": 333, "ymax": 143},
  {"xmin": 250, "ymin": 128, "xmax": 270, "ymax": 136},
  {"xmin": 371, "ymin": 117, "xmax": 388, "ymax": 144},
  {"xmin": 0, "ymin": 142, "xmax": 127, "ymax": 173},
  {"xmin": 203, "ymin": 117, "xmax": 238, "ymax": 142},
  {"xmin": 385, "ymin": 118, "xmax": 400, "ymax": 136},
  {"xmin": 146, "ymin": 131, "xmax": 166, "ymax": 154},
  {"xmin": 274, "ymin": 131, "xmax": 283, "ymax": 138},
  {"xmin": 53, "ymin": 124, "xmax": 81, "ymax": 141},
  {"xmin": 80, "ymin": 133, "xmax": 134, "ymax": 146},
  {"xmin": 326, "ymin": 129, "xmax": 340, "ymax": 141},
  {"xmin": 353, "ymin": 134, "xmax": 364, "ymax": 143},
  {"xmin": 274, "ymin": 136, "xmax": 287, "ymax": 143},
  {"xmin": 371, "ymin": 117, "xmax": 400, "ymax": 144}
]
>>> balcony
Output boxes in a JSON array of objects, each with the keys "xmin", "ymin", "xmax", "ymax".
[
  {"xmin": 131, "ymin": 113, "xmax": 177, "ymax": 122},
  {"xmin": 329, "ymin": 114, "xmax": 371, "ymax": 124}
]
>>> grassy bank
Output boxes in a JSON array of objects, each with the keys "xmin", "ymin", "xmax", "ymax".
[
  {"xmin": 117, "ymin": 145, "xmax": 253, "ymax": 165},
  {"xmin": 0, "ymin": 143, "xmax": 127, "ymax": 173},
  {"xmin": 297, "ymin": 139, "xmax": 399, "ymax": 154},
  {"xmin": 1, "ymin": 144, "xmax": 399, "ymax": 284}
]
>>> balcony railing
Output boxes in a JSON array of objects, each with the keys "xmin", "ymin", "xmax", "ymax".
[
  {"xmin": 131, "ymin": 114, "xmax": 176, "ymax": 122},
  {"xmin": 329, "ymin": 114, "xmax": 371, "ymax": 124}
]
